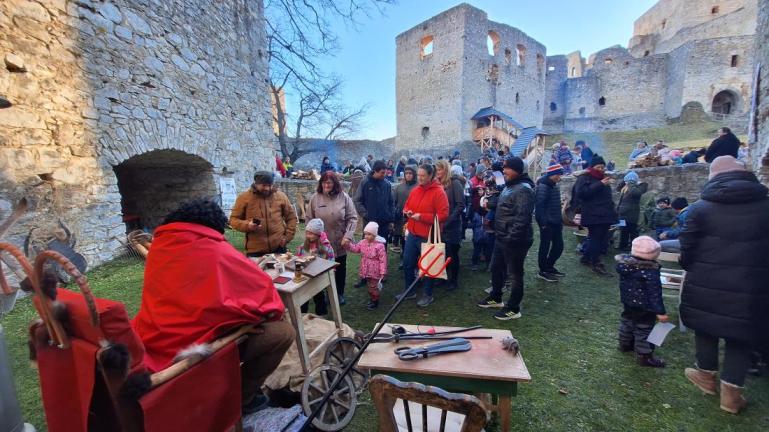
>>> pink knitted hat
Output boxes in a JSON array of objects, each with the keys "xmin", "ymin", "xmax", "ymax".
[
  {"xmin": 631, "ymin": 236, "xmax": 661, "ymax": 261},
  {"xmin": 364, "ymin": 221, "xmax": 379, "ymax": 235},
  {"xmin": 709, "ymin": 155, "xmax": 746, "ymax": 180}
]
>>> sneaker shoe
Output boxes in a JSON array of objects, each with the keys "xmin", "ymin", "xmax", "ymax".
[
  {"xmin": 338, "ymin": 295, "xmax": 346, "ymax": 306},
  {"xmin": 536, "ymin": 271, "xmax": 558, "ymax": 282},
  {"xmin": 637, "ymin": 353, "xmax": 666, "ymax": 368},
  {"xmin": 548, "ymin": 268, "xmax": 566, "ymax": 277},
  {"xmin": 477, "ymin": 296, "xmax": 504, "ymax": 308},
  {"xmin": 366, "ymin": 299, "xmax": 379, "ymax": 310},
  {"xmin": 416, "ymin": 295, "xmax": 434, "ymax": 307},
  {"xmin": 494, "ymin": 308, "xmax": 522, "ymax": 320},
  {"xmin": 395, "ymin": 291, "xmax": 417, "ymax": 301}
]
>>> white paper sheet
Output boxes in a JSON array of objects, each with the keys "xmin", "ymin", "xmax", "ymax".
[{"xmin": 646, "ymin": 322, "xmax": 676, "ymax": 346}]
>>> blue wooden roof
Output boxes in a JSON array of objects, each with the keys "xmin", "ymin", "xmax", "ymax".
[
  {"xmin": 470, "ymin": 107, "xmax": 525, "ymax": 130},
  {"xmin": 511, "ymin": 127, "xmax": 547, "ymax": 156}
]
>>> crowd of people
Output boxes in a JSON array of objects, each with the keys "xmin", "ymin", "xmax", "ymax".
[{"xmin": 130, "ymin": 129, "xmax": 767, "ymax": 417}]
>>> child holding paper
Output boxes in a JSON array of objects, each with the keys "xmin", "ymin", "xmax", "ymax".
[
  {"xmin": 297, "ymin": 218, "xmax": 335, "ymax": 315},
  {"xmin": 345, "ymin": 222, "xmax": 387, "ymax": 310},
  {"xmin": 615, "ymin": 236, "xmax": 668, "ymax": 368}
]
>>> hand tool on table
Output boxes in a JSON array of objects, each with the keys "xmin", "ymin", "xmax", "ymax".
[
  {"xmin": 394, "ymin": 338, "xmax": 473, "ymax": 361},
  {"xmin": 369, "ymin": 333, "xmax": 492, "ymax": 343}
]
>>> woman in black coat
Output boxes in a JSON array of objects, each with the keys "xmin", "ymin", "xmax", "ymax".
[
  {"xmin": 679, "ymin": 157, "xmax": 769, "ymax": 414},
  {"xmin": 436, "ymin": 160, "xmax": 466, "ymax": 291},
  {"xmin": 573, "ymin": 155, "xmax": 618, "ymax": 275}
]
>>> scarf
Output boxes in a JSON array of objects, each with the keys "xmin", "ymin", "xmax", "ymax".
[{"xmin": 587, "ymin": 167, "xmax": 605, "ymax": 180}]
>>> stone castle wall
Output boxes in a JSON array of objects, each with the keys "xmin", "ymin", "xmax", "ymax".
[
  {"xmin": 752, "ymin": 0, "xmax": 769, "ymax": 184},
  {"xmin": 0, "ymin": 0, "xmax": 275, "ymax": 266},
  {"xmin": 395, "ymin": 3, "xmax": 545, "ymax": 152}
]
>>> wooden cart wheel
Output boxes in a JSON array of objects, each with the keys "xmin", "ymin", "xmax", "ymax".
[
  {"xmin": 301, "ymin": 364, "xmax": 357, "ymax": 431},
  {"xmin": 324, "ymin": 337, "xmax": 369, "ymax": 394}
]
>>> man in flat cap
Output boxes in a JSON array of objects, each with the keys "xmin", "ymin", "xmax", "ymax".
[{"xmin": 230, "ymin": 171, "xmax": 298, "ymax": 256}]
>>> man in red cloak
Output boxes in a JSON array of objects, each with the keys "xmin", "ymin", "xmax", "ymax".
[{"xmin": 132, "ymin": 198, "xmax": 294, "ymax": 413}]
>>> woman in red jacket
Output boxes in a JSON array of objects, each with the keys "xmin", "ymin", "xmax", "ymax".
[{"xmin": 397, "ymin": 163, "xmax": 449, "ymax": 307}]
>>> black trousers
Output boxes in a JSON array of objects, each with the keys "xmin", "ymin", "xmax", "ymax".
[
  {"xmin": 490, "ymin": 240, "xmax": 532, "ymax": 313},
  {"xmin": 618, "ymin": 306, "xmax": 656, "ymax": 354},
  {"xmin": 445, "ymin": 242, "xmax": 461, "ymax": 284},
  {"xmin": 695, "ymin": 331, "xmax": 752, "ymax": 386},
  {"xmin": 618, "ymin": 222, "xmax": 639, "ymax": 250},
  {"xmin": 334, "ymin": 254, "xmax": 347, "ymax": 297},
  {"xmin": 245, "ymin": 246, "xmax": 287, "ymax": 258},
  {"xmin": 585, "ymin": 224, "xmax": 611, "ymax": 265},
  {"xmin": 537, "ymin": 224, "xmax": 563, "ymax": 272}
]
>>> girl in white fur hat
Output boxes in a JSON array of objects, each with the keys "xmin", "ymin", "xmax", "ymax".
[
  {"xmin": 345, "ymin": 221, "xmax": 387, "ymax": 310},
  {"xmin": 297, "ymin": 218, "xmax": 335, "ymax": 315}
]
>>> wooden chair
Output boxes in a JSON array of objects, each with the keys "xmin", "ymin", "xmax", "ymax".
[
  {"xmin": 658, "ymin": 251, "xmax": 685, "ymax": 293},
  {"xmin": 369, "ymin": 374, "xmax": 488, "ymax": 432},
  {"xmin": 0, "ymin": 242, "xmax": 250, "ymax": 432}
]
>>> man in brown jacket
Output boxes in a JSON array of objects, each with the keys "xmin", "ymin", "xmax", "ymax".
[{"xmin": 230, "ymin": 171, "xmax": 298, "ymax": 256}]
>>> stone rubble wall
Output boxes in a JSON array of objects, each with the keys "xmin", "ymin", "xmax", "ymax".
[
  {"xmin": 753, "ymin": 0, "xmax": 769, "ymax": 184},
  {"xmin": 0, "ymin": 0, "xmax": 275, "ymax": 267}
]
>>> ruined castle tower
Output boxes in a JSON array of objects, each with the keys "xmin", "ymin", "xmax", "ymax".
[
  {"xmin": 395, "ymin": 3, "xmax": 546, "ymax": 152},
  {"xmin": 544, "ymin": 0, "xmax": 758, "ymax": 133}
]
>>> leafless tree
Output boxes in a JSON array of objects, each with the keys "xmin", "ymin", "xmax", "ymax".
[{"xmin": 265, "ymin": 0, "xmax": 393, "ymax": 161}]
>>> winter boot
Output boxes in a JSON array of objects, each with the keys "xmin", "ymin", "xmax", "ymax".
[
  {"xmin": 720, "ymin": 381, "xmax": 747, "ymax": 414},
  {"xmin": 684, "ymin": 367, "xmax": 718, "ymax": 395},
  {"xmin": 637, "ymin": 353, "xmax": 666, "ymax": 368},
  {"xmin": 617, "ymin": 343, "xmax": 634, "ymax": 353}
]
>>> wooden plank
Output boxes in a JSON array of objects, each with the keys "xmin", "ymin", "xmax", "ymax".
[{"xmin": 358, "ymin": 324, "xmax": 530, "ymax": 383}]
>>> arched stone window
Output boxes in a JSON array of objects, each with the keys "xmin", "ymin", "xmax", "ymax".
[
  {"xmin": 550, "ymin": 102, "xmax": 557, "ymax": 112},
  {"xmin": 421, "ymin": 126, "xmax": 430, "ymax": 138},
  {"xmin": 731, "ymin": 55, "xmax": 739, "ymax": 67},
  {"xmin": 516, "ymin": 44, "xmax": 526, "ymax": 66},
  {"xmin": 604, "ymin": 58, "xmax": 613, "ymax": 65},
  {"xmin": 504, "ymin": 48, "xmax": 512, "ymax": 65},
  {"xmin": 712, "ymin": 90, "xmax": 739, "ymax": 114},
  {"xmin": 420, "ymin": 35, "xmax": 434, "ymax": 59},
  {"xmin": 598, "ymin": 97, "xmax": 606, "ymax": 106},
  {"xmin": 487, "ymin": 31, "xmax": 500, "ymax": 56},
  {"xmin": 570, "ymin": 66, "xmax": 576, "ymax": 77}
]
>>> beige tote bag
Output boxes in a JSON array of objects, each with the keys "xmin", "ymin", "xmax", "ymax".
[{"xmin": 419, "ymin": 215, "xmax": 448, "ymax": 280}]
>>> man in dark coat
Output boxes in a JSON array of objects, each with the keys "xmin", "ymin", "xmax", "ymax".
[
  {"xmin": 353, "ymin": 160, "xmax": 394, "ymax": 241},
  {"xmin": 680, "ymin": 156, "xmax": 769, "ymax": 414},
  {"xmin": 477, "ymin": 157, "xmax": 535, "ymax": 321},
  {"xmin": 579, "ymin": 141, "xmax": 594, "ymax": 169},
  {"xmin": 573, "ymin": 155, "xmax": 618, "ymax": 275},
  {"xmin": 534, "ymin": 163, "xmax": 565, "ymax": 282},
  {"xmin": 704, "ymin": 127, "xmax": 741, "ymax": 163}
]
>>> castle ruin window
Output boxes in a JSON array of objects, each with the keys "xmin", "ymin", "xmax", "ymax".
[
  {"xmin": 504, "ymin": 48, "xmax": 512, "ymax": 65},
  {"xmin": 579, "ymin": 107, "xmax": 586, "ymax": 116},
  {"xmin": 644, "ymin": 50, "xmax": 650, "ymax": 57},
  {"xmin": 570, "ymin": 66, "xmax": 576, "ymax": 77},
  {"xmin": 516, "ymin": 44, "xmax": 526, "ymax": 66},
  {"xmin": 420, "ymin": 36, "xmax": 434, "ymax": 59},
  {"xmin": 421, "ymin": 126, "xmax": 430, "ymax": 138},
  {"xmin": 598, "ymin": 96, "xmax": 606, "ymax": 106},
  {"xmin": 487, "ymin": 31, "xmax": 500, "ymax": 56},
  {"xmin": 712, "ymin": 90, "xmax": 738, "ymax": 114},
  {"xmin": 536, "ymin": 100, "xmax": 540, "ymax": 110},
  {"xmin": 536, "ymin": 54, "xmax": 544, "ymax": 77},
  {"xmin": 515, "ymin": 92, "xmax": 520, "ymax": 103},
  {"xmin": 549, "ymin": 102, "xmax": 557, "ymax": 112},
  {"xmin": 547, "ymin": 65, "xmax": 555, "ymax": 71},
  {"xmin": 731, "ymin": 55, "xmax": 739, "ymax": 67},
  {"xmin": 711, "ymin": 6, "xmax": 719, "ymax": 14},
  {"xmin": 604, "ymin": 58, "xmax": 613, "ymax": 65},
  {"xmin": 661, "ymin": 19, "xmax": 667, "ymax": 29}
]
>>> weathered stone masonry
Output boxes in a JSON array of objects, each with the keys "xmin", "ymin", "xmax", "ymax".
[{"xmin": 0, "ymin": 0, "xmax": 275, "ymax": 266}]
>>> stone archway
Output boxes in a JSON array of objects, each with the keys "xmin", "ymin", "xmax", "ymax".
[
  {"xmin": 711, "ymin": 90, "xmax": 740, "ymax": 114},
  {"xmin": 113, "ymin": 150, "xmax": 216, "ymax": 231}
]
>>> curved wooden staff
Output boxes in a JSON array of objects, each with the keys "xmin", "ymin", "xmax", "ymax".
[{"xmin": 33, "ymin": 250, "xmax": 100, "ymax": 349}]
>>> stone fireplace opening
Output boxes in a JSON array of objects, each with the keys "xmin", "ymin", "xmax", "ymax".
[{"xmin": 113, "ymin": 150, "xmax": 217, "ymax": 232}]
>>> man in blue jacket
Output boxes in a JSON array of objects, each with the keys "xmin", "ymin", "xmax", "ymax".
[{"xmin": 534, "ymin": 163, "xmax": 565, "ymax": 282}]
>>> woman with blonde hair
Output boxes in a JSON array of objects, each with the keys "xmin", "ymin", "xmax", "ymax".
[{"xmin": 435, "ymin": 159, "xmax": 465, "ymax": 291}]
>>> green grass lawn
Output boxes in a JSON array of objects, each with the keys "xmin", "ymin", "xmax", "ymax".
[
  {"xmin": 546, "ymin": 121, "xmax": 747, "ymax": 169},
  {"xmin": 2, "ymin": 228, "xmax": 768, "ymax": 431}
]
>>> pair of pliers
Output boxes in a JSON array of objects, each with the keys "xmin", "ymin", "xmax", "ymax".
[{"xmin": 394, "ymin": 338, "xmax": 472, "ymax": 361}]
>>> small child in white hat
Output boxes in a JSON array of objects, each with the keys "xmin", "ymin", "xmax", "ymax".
[
  {"xmin": 344, "ymin": 222, "xmax": 388, "ymax": 310},
  {"xmin": 296, "ymin": 218, "xmax": 335, "ymax": 315},
  {"xmin": 615, "ymin": 235, "xmax": 668, "ymax": 368}
]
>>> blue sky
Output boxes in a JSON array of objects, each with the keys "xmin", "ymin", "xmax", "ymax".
[{"xmin": 300, "ymin": 0, "xmax": 658, "ymax": 140}]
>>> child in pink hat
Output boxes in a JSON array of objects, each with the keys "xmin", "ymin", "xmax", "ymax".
[
  {"xmin": 345, "ymin": 222, "xmax": 388, "ymax": 310},
  {"xmin": 615, "ymin": 235, "xmax": 668, "ymax": 368}
]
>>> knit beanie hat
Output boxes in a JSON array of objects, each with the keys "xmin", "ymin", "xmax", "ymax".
[
  {"xmin": 623, "ymin": 171, "xmax": 639, "ymax": 183},
  {"xmin": 305, "ymin": 218, "xmax": 324, "ymax": 235},
  {"xmin": 631, "ymin": 236, "xmax": 661, "ymax": 261},
  {"xmin": 545, "ymin": 163, "xmax": 564, "ymax": 177},
  {"xmin": 253, "ymin": 170, "xmax": 274, "ymax": 185},
  {"xmin": 450, "ymin": 165, "xmax": 463, "ymax": 177},
  {"xmin": 590, "ymin": 155, "xmax": 606, "ymax": 167},
  {"xmin": 503, "ymin": 157, "xmax": 525, "ymax": 174},
  {"xmin": 709, "ymin": 155, "xmax": 746, "ymax": 180},
  {"xmin": 671, "ymin": 197, "xmax": 688, "ymax": 210},
  {"xmin": 364, "ymin": 221, "xmax": 379, "ymax": 235}
]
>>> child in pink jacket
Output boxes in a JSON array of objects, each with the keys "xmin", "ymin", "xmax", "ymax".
[{"xmin": 345, "ymin": 221, "xmax": 388, "ymax": 310}]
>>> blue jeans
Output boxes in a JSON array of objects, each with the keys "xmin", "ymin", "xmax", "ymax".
[{"xmin": 403, "ymin": 234, "xmax": 434, "ymax": 297}]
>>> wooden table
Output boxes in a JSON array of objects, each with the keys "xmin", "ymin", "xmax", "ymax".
[
  {"xmin": 358, "ymin": 323, "xmax": 530, "ymax": 432},
  {"xmin": 254, "ymin": 258, "xmax": 344, "ymax": 374}
]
